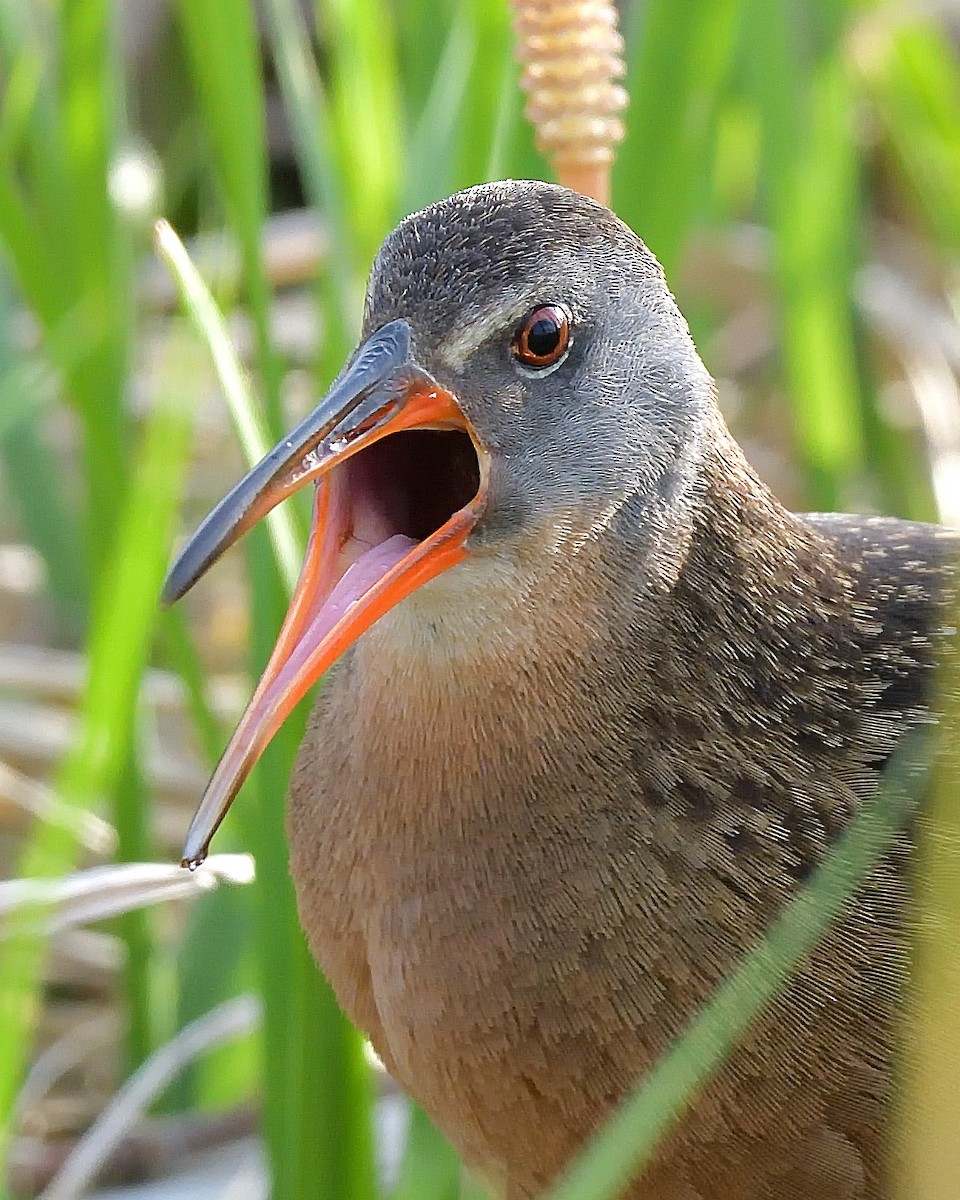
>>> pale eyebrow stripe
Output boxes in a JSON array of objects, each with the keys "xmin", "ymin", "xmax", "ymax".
[{"xmin": 435, "ymin": 297, "xmax": 532, "ymax": 370}]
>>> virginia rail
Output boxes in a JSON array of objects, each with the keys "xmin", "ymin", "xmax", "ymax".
[{"xmin": 165, "ymin": 181, "xmax": 956, "ymax": 1199}]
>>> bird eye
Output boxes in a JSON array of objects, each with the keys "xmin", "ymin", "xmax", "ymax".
[{"xmin": 512, "ymin": 305, "xmax": 571, "ymax": 370}]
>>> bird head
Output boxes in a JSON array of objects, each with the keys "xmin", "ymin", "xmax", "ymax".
[{"xmin": 164, "ymin": 180, "xmax": 716, "ymax": 866}]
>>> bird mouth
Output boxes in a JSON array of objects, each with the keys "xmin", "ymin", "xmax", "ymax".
[{"xmin": 162, "ymin": 319, "xmax": 487, "ymax": 866}]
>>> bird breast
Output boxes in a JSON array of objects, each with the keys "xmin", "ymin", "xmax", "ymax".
[{"xmin": 285, "ymin": 545, "xmax": 663, "ymax": 1177}]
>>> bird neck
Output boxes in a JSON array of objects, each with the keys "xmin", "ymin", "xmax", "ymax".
[
  {"xmin": 604, "ymin": 410, "xmax": 917, "ymax": 858},
  {"xmin": 610, "ymin": 408, "xmax": 856, "ymax": 658}
]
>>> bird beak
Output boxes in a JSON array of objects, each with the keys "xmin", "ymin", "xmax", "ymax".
[{"xmin": 163, "ymin": 319, "xmax": 487, "ymax": 867}]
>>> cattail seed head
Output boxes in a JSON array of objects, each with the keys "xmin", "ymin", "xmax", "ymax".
[{"xmin": 512, "ymin": 0, "xmax": 627, "ymax": 207}]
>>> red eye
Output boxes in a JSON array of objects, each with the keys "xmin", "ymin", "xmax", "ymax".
[{"xmin": 512, "ymin": 305, "xmax": 571, "ymax": 369}]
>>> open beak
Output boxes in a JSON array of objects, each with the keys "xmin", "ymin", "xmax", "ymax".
[{"xmin": 163, "ymin": 319, "xmax": 487, "ymax": 867}]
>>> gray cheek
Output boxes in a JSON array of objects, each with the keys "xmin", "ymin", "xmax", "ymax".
[{"xmin": 472, "ymin": 459, "xmax": 535, "ymax": 544}]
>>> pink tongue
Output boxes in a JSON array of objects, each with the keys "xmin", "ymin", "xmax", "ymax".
[
  {"xmin": 266, "ymin": 534, "xmax": 418, "ymax": 700},
  {"xmin": 314, "ymin": 534, "xmax": 418, "ymax": 635}
]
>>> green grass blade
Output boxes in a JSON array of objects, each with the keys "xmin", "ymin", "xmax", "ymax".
[
  {"xmin": 112, "ymin": 752, "xmax": 153, "ymax": 1069},
  {"xmin": 0, "ymin": 170, "xmax": 66, "ymax": 329},
  {"xmin": 397, "ymin": 0, "xmax": 516, "ymax": 210},
  {"xmin": 402, "ymin": 10, "xmax": 474, "ymax": 213},
  {"xmin": 0, "ymin": 1, "xmax": 76, "ymax": 296},
  {"xmin": 159, "ymin": 608, "xmax": 225, "ymax": 768},
  {"xmin": 453, "ymin": 0, "xmax": 516, "ymax": 190},
  {"xmin": 316, "ymin": 0, "xmax": 404, "ymax": 262},
  {"xmin": 391, "ymin": 1102, "xmax": 461, "ymax": 1200},
  {"xmin": 392, "ymin": 0, "xmax": 454, "ymax": 120},
  {"xmin": 260, "ymin": 0, "xmax": 362, "ymax": 347},
  {"xmin": 171, "ymin": 875, "xmax": 255, "ymax": 1111},
  {"xmin": 174, "ymin": 0, "xmax": 283, "ymax": 432},
  {"xmin": 743, "ymin": 1, "xmax": 865, "ymax": 510},
  {"xmin": 615, "ymin": 0, "xmax": 742, "ymax": 276},
  {"xmin": 154, "ymin": 218, "xmax": 302, "ymax": 592},
  {"xmin": 770, "ymin": 54, "xmax": 865, "ymax": 508},
  {"xmin": 295, "ymin": 945, "xmax": 377, "ymax": 1200},
  {"xmin": 894, "ymin": 566, "xmax": 960, "ymax": 1197},
  {"xmin": 161, "ymin": 612, "xmax": 256, "ymax": 1114},
  {"xmin": 58, "ymin": 0, "xmax": 133, "ymax": 567}
]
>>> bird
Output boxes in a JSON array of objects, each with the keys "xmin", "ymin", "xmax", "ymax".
[{"xmin": 164, "ymin": 180, "xmax": 958, "ymax": 1200}]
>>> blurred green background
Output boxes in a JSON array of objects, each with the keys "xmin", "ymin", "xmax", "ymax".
[{"xmin": 1, "ymin": 1, "xmax": 960, "ymax": 1198}]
